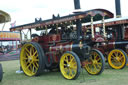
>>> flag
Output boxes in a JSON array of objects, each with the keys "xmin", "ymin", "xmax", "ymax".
[{"xmin": 10, "ymin": 21, "xmax": 16, "ymax": 27}]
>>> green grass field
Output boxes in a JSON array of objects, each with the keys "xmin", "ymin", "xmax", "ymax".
[{"xmin": 0, "ymin": 60, "xmax": 128, "ymax": 85}]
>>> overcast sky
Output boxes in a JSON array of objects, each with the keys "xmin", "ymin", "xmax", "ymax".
[{"xmin": 0, "ymin": 0, "xmax": 128, "ymax": 30}]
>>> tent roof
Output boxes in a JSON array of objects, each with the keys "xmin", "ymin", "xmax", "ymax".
[{"xmin": 0, "ymin": 10, "xmax": 11, "ymax": 24}]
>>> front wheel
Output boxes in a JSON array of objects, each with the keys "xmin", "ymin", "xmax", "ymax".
[
  {"xmin": 60, "ymin": 51, "xmax": 81, "ymax": 80},
  {"xmin": 84, "ymin": 49, "xmax": 105, "ymax": 75},
  {"xmin": 108, "ymin": 49, "xmax": 127, "ymax": 69}
]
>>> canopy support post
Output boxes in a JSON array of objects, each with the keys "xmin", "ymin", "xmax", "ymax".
[
  {"xmin": 91, "ymin": 17, "xmax": 94, "ymax": 38},
  {"xmin": 45, "ymin": 26, "xmax": 48, "ymax": 35},
  {"xmin": 102, "ymin": 16, "xmax": 106, "ymax": 38},
  {"xmin": 29, "ymin": 29, "xmax": 32, "ymax": 40},
  {"xmin": 20, "ymin": 30, "xmax": 22, "ymax": 41},
  {"xmin": 1, "ymin": 22, "xmax": 6, "ymax": 31}
]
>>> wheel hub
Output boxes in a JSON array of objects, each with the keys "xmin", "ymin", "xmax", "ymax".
[
  {"xmin": 67, "ymin": 64, "xmax": 70, "ymax": 67},
  {"xmin": 93, "ymin": 60, "xmax": 98, "ymax": 64},
  {"xmin": 116, "ymin": 57, "xmax": 120, "ymax": 61},
  {"xmin": 28, "ymin": 57, "xmax": 32, "ymax": 62}
]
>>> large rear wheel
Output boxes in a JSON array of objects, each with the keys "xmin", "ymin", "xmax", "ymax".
[
  {"xmin": 84, "ymin": 49, "xmax": 105, "ymax": 75},
  {"xmin": 108, "ymin": 49, "xmax": 127, "ymax": 69},
  {"xmin": 0, "ymin": 64, "xmax": 3, "ymax": 82},
  {"xmin": 20, "ymin": 42, "xmax": 45, "ymax": 76},
  {"xmin": 60, "ymin": 51, "xmax": 81, "ymax": 80}
]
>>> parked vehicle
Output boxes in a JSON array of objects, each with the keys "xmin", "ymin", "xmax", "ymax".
[
  {"xmin": 85, "ymin": 17, "xmax": 128, "ymax": 69},
  {"xmin": 10, "ymin": 9, "xmax": 113, "ymax": 79}
]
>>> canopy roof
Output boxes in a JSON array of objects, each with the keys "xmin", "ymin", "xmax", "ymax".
[
  {"xmin": 86, "ymin": 16, "xmax": 128, "ymax": 27},
  {"xmin": 0, "ymin": 10, "xmax": 11, "ymax": 24},
  {"xmin": 10, "ymin": 9, "xmax": 114, "ymax": 31}
]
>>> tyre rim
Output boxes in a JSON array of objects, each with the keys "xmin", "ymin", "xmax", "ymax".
[
  {"xmin": 126, "ymin": 49, "xmax": 128, "ymax": 66},
  {"xmin": 0, "ymin": 64, "xmax": 3, "ymax": 82},
  {"xmin": 108, "ymin": 50, "xmax": 126, "ymax": 69},
  {"xmin": 20, "ymin": 44, "xmax": 39, "ymax": 76},
  {"xmin": 60, "ymin": 53, "xmax": 77, "ymax": 79},
  {"xmin": 85, "ymin": 51, "xmax": 102, "ymax": 75}
]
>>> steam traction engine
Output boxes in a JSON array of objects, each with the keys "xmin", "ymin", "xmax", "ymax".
[
  {"xmin": 85, "ymin": 17, "xmax": 128, "ymax": 69},
  {"xmin": 10, "ymin": 9, "xmax": 113, "ymax": 79}
]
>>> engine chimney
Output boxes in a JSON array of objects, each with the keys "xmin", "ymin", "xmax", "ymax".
[
  {"xmin": 73, "ymin": 0, "xmax": 82, "ymax": 40},
  {"xmin": 74, "ymin": 0, "xmax": 81, "ymax": 9},
  {"xmin": 115, "ymin": 0, "xmax": 121, "ymax": 18}
]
